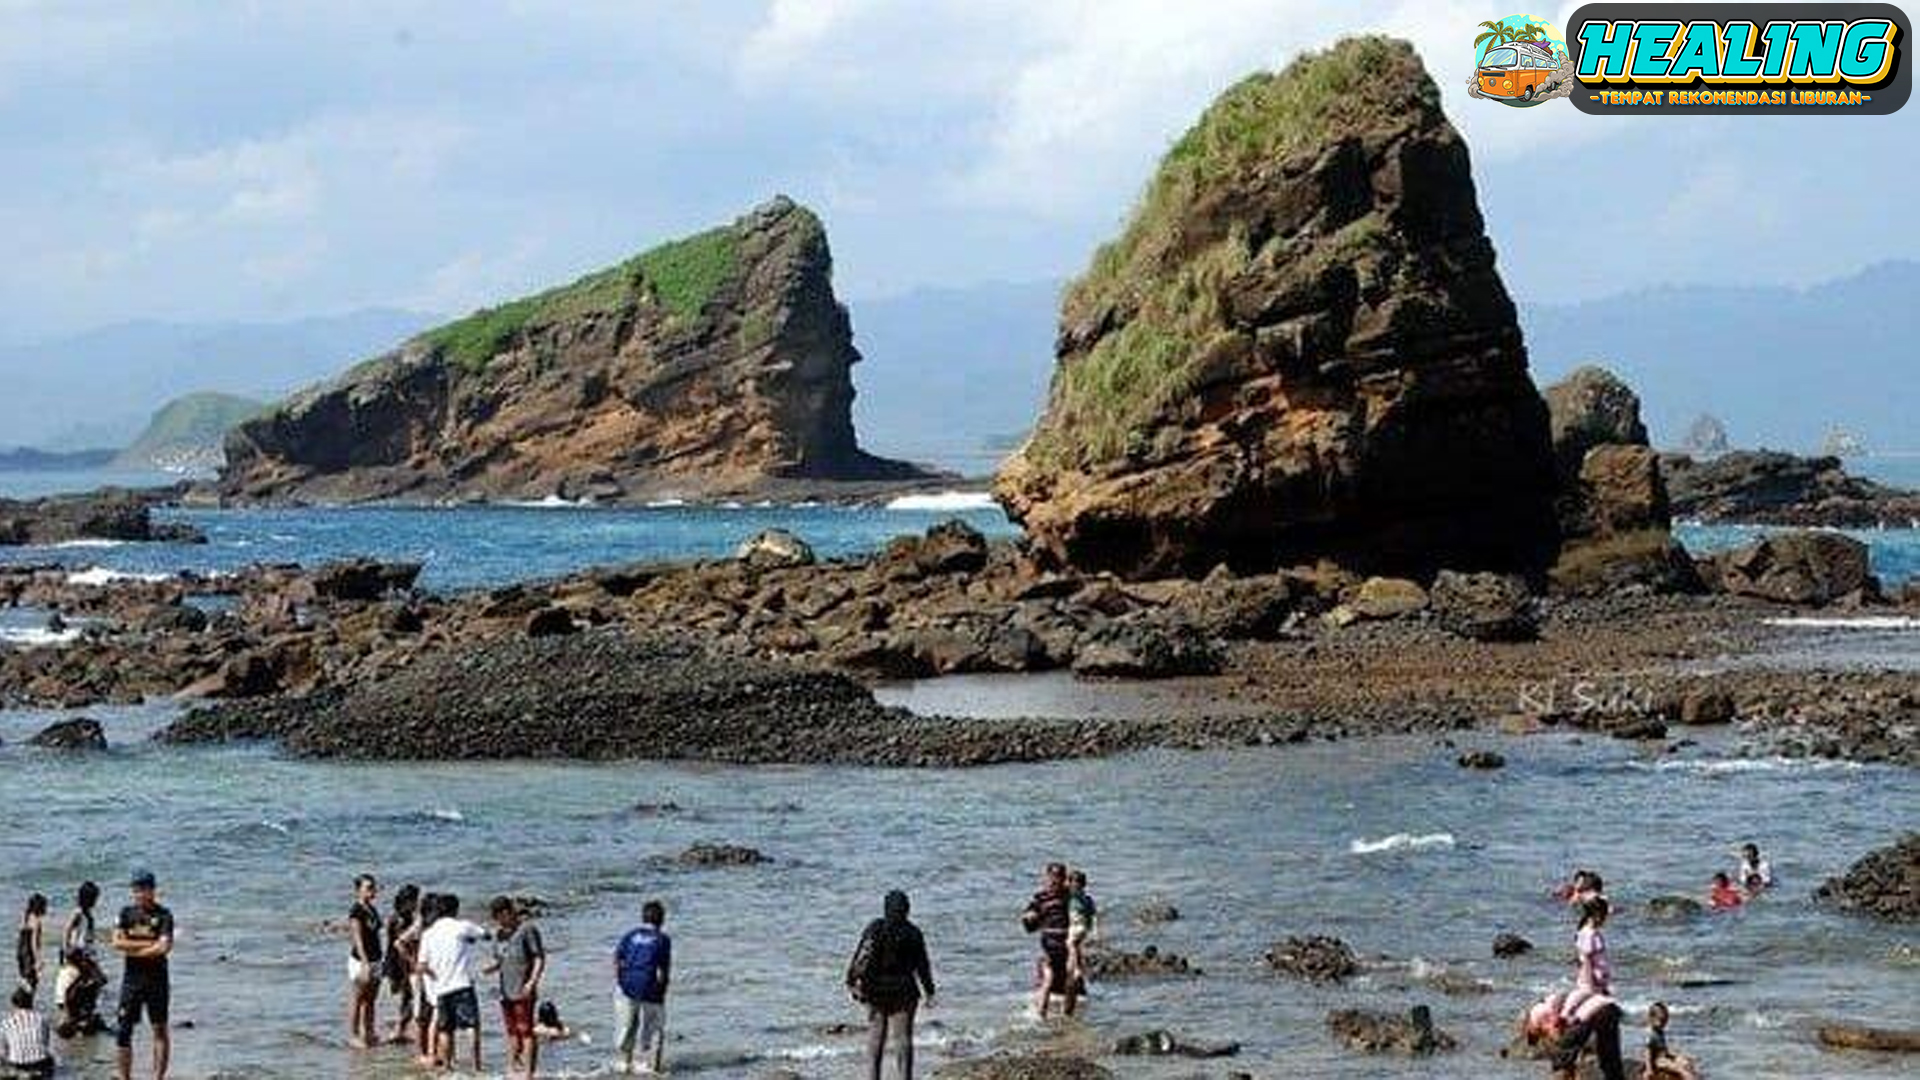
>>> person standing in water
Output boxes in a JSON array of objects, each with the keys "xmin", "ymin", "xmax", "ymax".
[
  {"xmin": 1065, "ymin": 870, "xmax": 1098, "ymax": 992},
  {"xmin": 14, "ymin": 896, "xmax": 45, "ymax": 997},
  {"xmin": 488, "ymin": 896, "xmax": 547, "ymax": 1080},
  {"xmin": 417, "ymin": 893, "xmax": 488, "ymax": 1072},
  {"xmin": 612, "ymin": 900, "xmax": 671, "ymax": 1076},
  {"xmin": 382, "ymin": 884, "xmax": 420, "ymax": 1045},
  {"xmin": 344, "ymin": 874, "xmax": 382, "ymax": 1049},
  {"xmin": 1020, "ymin": 863, "xmax": 1075, "ymax": 1018},
  {"xmin": 846, "ymin": 890, "xmax": 936, "ymax": 1080},
  {"xmin": 110, "ymin": 871, "xmax": 173, "ymax": 1080}
]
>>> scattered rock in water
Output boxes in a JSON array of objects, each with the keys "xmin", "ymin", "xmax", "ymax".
[
  {"xmin": 1326, "ymin": 1005, "xmax": 1456, "ymax": 1056},
  {"xmin": 1645, "ymin": 895, "xmax": 1704, "ymax": 922},
  {"xmin": 1714, "ymin": 531, "xmax": 1876, "ymax": 606},
  {"xmin": 1084, "ymin": 944, "xmax": 1197, "ymax": 979},
  {"xmin": 1815, "ymin": 834, "xmax": 1919, "ymax": 923},
  {"xmin": 0, "ymin": 488, "xmax": 205, "ymax": 547},
  {"xmin": 1265, "ymin": 935, "xmax": 1358, "ymax": 983},
  {"xmin": 28, "ymin": 717, "xmax": 107, "ymax": 750},
  {"xmin": 934, "ymin": 1056, "xmax": 1114, "ymax": 1080},
  {"xmin": 631, "ymin": 800, "xmax": 683, "ymax": 816},
  {"xmin": 1134, "ymin": 900, "xmax": 1181, "ymax": 925},
  {"xmin": 1430, "ymin": 571, "xmax": 1538, "ymax": 642},
  {"xmin": 736, "ymin": 529, "xmax": 815, "ymax": 570},
  {"xmin": 1111, "ymin": 1030, "xmax": 1240, "ymax": 1058},
  {"xmin": 1817, "ymin": 1022, "xmax": 1920, "ymax": 1053},
  {"xmin": 1457, "ymin": 749, "xmax": 1505, "ymax": 770},
  {"xmin": 1491, "ymin": 932, "xmax": 1533, "ymax": 959},
  {"xmin": 881, "ymin": 519, "xmax": 989, "ymax": 578},
  {"xmin": 673, "ymin": 843, "xmax": 768, "ymax": 868},
  {"xmin": 1603, "ymin": 716, "xmax": 1668, "ymax": 741}
]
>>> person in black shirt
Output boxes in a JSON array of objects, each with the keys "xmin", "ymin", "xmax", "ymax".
[
  {"xmin": 847, "ymin": 891, "xmax": 935, "ymax": 1080},
  {"xmin": 1020, "ymin": 863, "xmax": 1075, "ymax": 1018},
  {"xmin": 110, "ymin": 871, "xmax": 173, "ymax": 1080},
  {"xmin": 345, "ymin": 874, "xmax": 382, "ymax": 1049}
]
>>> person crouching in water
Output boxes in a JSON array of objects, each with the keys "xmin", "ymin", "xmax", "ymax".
[
  {"xmin": 1737, "ymin": 842, "xmax": 1773, "ymax": 894},
  {"xmin": 1020, "ymin": 863, "xmax": 1075, "ymax": 1018},
  {"xmin": 53, "ymin": 948, "xmax": 107, "ymax": 1038},
  {"xmin": 1708, "ymin": 872, "xmax": 1744, "ymax": 911},
  {"xmin": 846, "ymin": 890, "xmax": 935, "ymax": 1080},
  {"xmin": 1644, "ymin": 1001, "xmax": 1700, "ymax": 1080}
]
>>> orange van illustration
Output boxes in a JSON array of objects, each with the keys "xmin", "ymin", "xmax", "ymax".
[{"xmin": 1477, "ymin": 39, "xmax": 1560, "ymax": 101}]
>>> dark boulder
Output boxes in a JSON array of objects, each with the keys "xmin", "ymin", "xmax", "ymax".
[
  {"xmin": 674, "ymin": 843, "xmax": 768, "ymax": 868},
  {"xmin": 1457, "ymin": 749, "xmax": 1505, "ymax": 770},
  {"xmin": 1084, "ymin": 944, "xmax": 1197, "ymax": 979},
  {"xmin": 1715, "ymin": 531, "xmax": 1876, "ymax": 606},
  {"xmin": 934, "ymin": 1057, "xmax": 1113, "ymax": 1080},
  {"xmin": 523, "ymin": 606, "xmax": 578, "ymax": 638},
  {"xmin": 1645, "ymin": 895, "xmax": 1704, "ymax": 922},
  {"xmin": 1430, "ymin": 571, "xmax": 1537, "ymax": 642},
  {"xmin": 1815, "ymin": 834, "xmax": 1919, "ymax": 923},
  {"xmin": 29, "ymin": 717, "xmax": 108, "ymax": 750},
  {"xmin": 879, "ymin": 520, "xmax": 988, "ymax": 579},
  {"xmin": 1543, "ymin": 365, "xmax": 1649, "ymax": 478},
  {"xmin": 1817, "ymin": 1023, "xmax": 1920, "ymax": 1053},
  {"xmin": 736, "ymin": 529, "xmax": 815, "ymax": 570},
  {"xmin": 1491, "ymin": 932, "xmax": 1533, "ymax": 958},
  {"xmin": 310, "ymin": 559, "xmax": 422, "ymax": 602},
  {"xmin": 1265, "ymin": 935, "xmax": 1358, "ymax": 982},
  {"xmin": 1326, "ymin": 1005, "xmax": 1456, "ymax": 1055},
  {"xmin": 1071, "ymin": 613, "xmax": 1221, "ymax": 678}
]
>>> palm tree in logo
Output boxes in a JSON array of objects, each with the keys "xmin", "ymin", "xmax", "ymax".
[{"xmin": 1474, "ymin": 19, "xmax": 1517, "ymax": 58}]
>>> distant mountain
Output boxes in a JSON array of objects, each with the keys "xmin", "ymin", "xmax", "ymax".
[
  {"xmin": 0, "ymin": 447, "xmax": 116, "ymax": 471},
  {"xmin": 0, "ymin": 308, "xmax": 434, "ymax": 449},
  {"xmin": 114, "ymin": 391, "xmax": 264, "ymax": 472},
  {"xmin": 1521, "ymin": 261, "xmax": 1919, "ymax": 454},
  {"xmin": 849, "ymin": 280, "xmax": 1060, "ymax": 474}
]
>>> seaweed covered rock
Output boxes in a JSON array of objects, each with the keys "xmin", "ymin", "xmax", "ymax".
[
  {"xmin": 222, "ymin": 197, "xmax": 931, "ymax": 504},
  {"xmin": 997, "ymin": 37, "xmax": 1558, "ymax": 580},
  {"xmin": 1815, "ymin": 834, "xmax": 1919, "ymax": 923}
]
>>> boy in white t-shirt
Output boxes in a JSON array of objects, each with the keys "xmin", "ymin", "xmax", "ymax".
[{"xmin": 415, "ymin": 894, "xmax": 489, "ymax": 1072}]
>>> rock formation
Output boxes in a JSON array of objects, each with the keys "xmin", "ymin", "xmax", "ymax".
[
  {"xmin": 220, "ymin": 198, "xmax": 933, "ymax": 504},
  {"xmin": 1662, "ymin": 450, "xmax": 1920, "ymax": 527},
  {"xmin": 996, "ymin": 37, "xmax": 1558, "ymax": 580},
  {"xmin": 1542, "ymin": 366, "xmax": 1699, "ymax": 596},
  {"xmin": 0, "ymin": 488, "xmax": 203, "ymax": 546},
  {"xmin": 1815, "ymin": 833, "xmax": 1918, "ymax": 922}
]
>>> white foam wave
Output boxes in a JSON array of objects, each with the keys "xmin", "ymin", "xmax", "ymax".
[
  {"xmin": 1350, "ymin": 832, "xmax": 1455, "ymax": 855},
  {"xmin": 425, "ymin": 807, "xmax": 465, "ymax": 823},
  {"xmin": 1764, "ymin": 615, "xmax": 1920, "ymax": 630},
  {"xmin": 644, "ymin": 498, "xmax": 688, "ymax": 508},
  {"xmin": 0, "ymin": 626, "xmax": 81, "ymax": 647},
  {"xmin": 1633, "ymin": 757, "xmax": 1864, "ymax": 775},
  {"xmin": 885, "ymin": 490, "xmax": 997, "ymax": 512},
  {"xmin": 50, "ymin": 538, "xmax": 127, "ymax": 549},
  {"xmin": 65, "ymin": 567, "xmax": 171, "ymax": 586},
  {"xmin": 502, "ymin": 495, "xmax": 586, "ymax": 509}
]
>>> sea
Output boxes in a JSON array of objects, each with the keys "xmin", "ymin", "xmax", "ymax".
[{"xmin": 2, "ymin": 466, "xmax": 1917, "ymax": 1078}]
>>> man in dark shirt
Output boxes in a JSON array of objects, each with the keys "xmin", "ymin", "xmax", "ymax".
[
  {"xmin": 111, "ymin": 871, "xmax": 173, "ymax": 1080},
  {"xmin": 1020, "ymin": 863, "xmax": 1075, "ymax": 1018}
]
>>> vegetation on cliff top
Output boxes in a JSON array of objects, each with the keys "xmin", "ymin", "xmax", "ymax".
[
  {"xmin": 117, "ymin": 391, "xmax": 263, "ymax": 465},
  {"xmin": 1031, "ymin": 37, "xmax": 1436, "ymax": 468},
  {"xmin": 416, "ymin": 221, "xmax": 745, "ymax": 372}
]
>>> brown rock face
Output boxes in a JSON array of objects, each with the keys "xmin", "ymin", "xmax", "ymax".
[
  {"xmin": 996, "ymin": 38, "xmax": 1558, "ymax": 580},
  {"xmin": 220, "ymin": 198, "xmax": 929, "ymax": 504}
]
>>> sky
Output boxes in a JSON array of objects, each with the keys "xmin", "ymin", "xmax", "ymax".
[{"xmin": 1, "ymin": 0, "xmax": 1915, "ymax": 343}]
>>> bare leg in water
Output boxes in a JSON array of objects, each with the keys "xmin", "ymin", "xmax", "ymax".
[{"xmin": 867, "ymin": 1005, "xmax": 915, "ymax": 1080}]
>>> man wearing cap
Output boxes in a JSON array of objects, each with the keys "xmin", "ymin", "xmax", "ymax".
[{"xmin": 110, "ymin": 871, "xmax": 173, "ymax": 1080}]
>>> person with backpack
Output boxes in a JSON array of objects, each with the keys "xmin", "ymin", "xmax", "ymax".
[
  {"xmin": 612, "ymin": 900, "xmax": 671, "ymax": 1075},
  {"xmin": 846, "ymin": 891, "xmax": 935, "ymax": 1080}
]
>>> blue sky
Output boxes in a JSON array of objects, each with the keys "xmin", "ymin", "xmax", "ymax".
[{"xmin": 1, "ymin": 0, "xmax": 1914, "ymax": 342}]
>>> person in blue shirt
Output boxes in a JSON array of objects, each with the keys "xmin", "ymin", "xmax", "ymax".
[{"xmin": 612, "ymin": 900, "xmax": 671, "ymax": 1075}]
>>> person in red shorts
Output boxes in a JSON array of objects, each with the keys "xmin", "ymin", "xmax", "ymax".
[{"xmin": 487, "ymin": 897, "xmax": 546, "ymax": 1080}]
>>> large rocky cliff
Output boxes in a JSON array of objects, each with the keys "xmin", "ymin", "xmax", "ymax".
[
  {"xmin": 221, "ymin": 198, "xmax": 930, "ymax": 503},
  {"xmin": 996, "ymin": 38, "xmax": 1559, "ymax": 579}
]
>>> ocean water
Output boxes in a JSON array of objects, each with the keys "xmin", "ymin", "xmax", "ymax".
[
  {"xmin": 1, "ymin": 470, "xmax": 1916, "ymax": 1076},
  {"xmin": 1, "ymin": 706, "xmax": 1913, "ymax": 1079},
  {"xmin": 0, "ymin": 497, "xmax": 1914, "ymax": 592}
]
